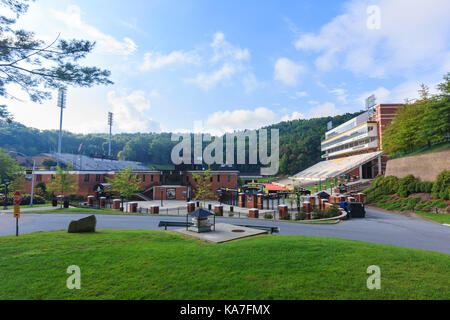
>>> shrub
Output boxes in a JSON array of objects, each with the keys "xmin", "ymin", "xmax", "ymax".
[
  {"xmin": 2, "ymin": 194, "xmax": 46, "ymax": 206},
  {"xmin": 397, "ymin": 175, "xmax": 419, "ymax": 197},
  {"xmin": 264, "ymin": 213, "xmax": 273, "ymax": 220},
  {"xmin": 432, "ymin": 199, "xmax": 447, "ymax": 209},
  {"xmin": 295, "ymin": 208, "xmax": 307, "ymax": 220},
  {"xmin": 432, "ymin": 170, "xmax": 450, "ymax": 199},
  {"xmin": 228, "ymin": 212, "xmax": 234, "ymax": 217},
  {"xmin": 327, "ymin": 205, "xmax": 341, "ymax": 217},
  {"xmin": 280, "ymin": 213, "xmax": 291, "ymax": 220}
]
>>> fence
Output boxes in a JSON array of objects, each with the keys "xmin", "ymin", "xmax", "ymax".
[{"xmin": 389, "ymin": 136, "xmax": 449, "ymax": 160}]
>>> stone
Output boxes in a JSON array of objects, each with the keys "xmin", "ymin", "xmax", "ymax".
[{"xmin": 68, "ymin": 215, "xmax": 96, "ymax": 233}]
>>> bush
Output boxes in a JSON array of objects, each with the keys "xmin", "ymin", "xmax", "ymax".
[
  {"xmin": 1, "ymin": 194, "xmax": 46, "ymax": 206},
  {"xmin": 432, "ymin": 170, "xmax": 450, "ymax": 199},
  {"xmin": 264, "ymin": 213, "xmax": 273, "ymax": 220},
  {"xmin": 228, "ymin": 212, "xmax": 234, "ymax": 217},
  {"xmin": 280, "ymin": 213, "xmax": 291, "ymax": 220},
  {"xmin": 327, "ymin": 205, "xmax": 341, "ymax": 217},
  {"xmin": 397, "ymin": 175, "xmax": 419, "ymax": 197},
  {"xmin": 295, "ymin": 208, "xmax": 307, "ymax": 220}
]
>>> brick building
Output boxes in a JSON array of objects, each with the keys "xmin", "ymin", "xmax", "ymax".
[{"xmin": 22, "ymin": 153, "xmax": 239, "ymax": 200}]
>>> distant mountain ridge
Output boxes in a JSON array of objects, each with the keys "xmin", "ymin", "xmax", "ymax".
[{"xmin": 0, "ymin": 110, "xmax": 363, "ymax": 175}]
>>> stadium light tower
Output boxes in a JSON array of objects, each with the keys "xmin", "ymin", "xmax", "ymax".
[
  {"xmin": 108, "ymin": 112, "xmax": 113, "ymax": 157},
  {"xmin": 56, "ymin": 88, "xmax": 67, "ymax": 166}
]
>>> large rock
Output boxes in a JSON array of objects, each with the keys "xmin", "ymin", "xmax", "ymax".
[{"xmin": 68, "ymin": 215, "xmax": 97, "ymax": 233}]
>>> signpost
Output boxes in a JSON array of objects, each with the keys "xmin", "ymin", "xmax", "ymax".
[{"xmin": 13, "ymin": 191, "xmax": 21, "ymax": 237}]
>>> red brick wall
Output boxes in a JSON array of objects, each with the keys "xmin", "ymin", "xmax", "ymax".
[
  {"xmin": 153, "ymin": 186, "xmax": 187, "ymax": 200},
  {"xmin": 23, "ymin": 172, "xmax": 161, "ymax": 197},
  {"xmin": 185, "ymin": 172, "xmax": 238, "ymax": 197}
]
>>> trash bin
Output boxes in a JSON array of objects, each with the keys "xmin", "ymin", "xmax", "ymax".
[
  {"xmin": 63, "ymin": 199, "xmax": 69, "ymax": 208},
  {"xmin": 208, "ymin": 204, "xmax": 212, "ymax": 210},
  {"xmin": 52, "ymin": 198, "xmax": 57, "ymax": 207}
]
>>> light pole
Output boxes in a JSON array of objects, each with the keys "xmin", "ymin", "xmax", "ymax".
[
  {"xmin": 57, "ymin": 88, "xmax": 67, "ymax": 166},
  {"xmin": 108, "ymin": 112, "xmax": 113, "ymax": 157}
]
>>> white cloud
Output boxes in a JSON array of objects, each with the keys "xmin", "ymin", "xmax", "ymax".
[
  {"xmin": 186, "ymin": 64, "xmax": 237, "ymax": 90},
  {"xmin": 294, "ymin": 0, "xmax": 450, "ymax": 77},
  {"xmin": 141, "ymin": 50, "xmax": 199, "ymax": 71},
  {"xmin": 308, "ymin": 102, "xmax": 342, "ymax": 118},
  {"xmin": 106, "ymin": 90, "xmax": 160, "ymax": 133},
  {"xmin": 329, "ymin": 88, "xmax": 348, "ymax": 103},
  {"xmin": 211, "ymin": 32, "xmax": 250, "ymax": 62},
  {"xmin": 187, "ymin": 32, "xmax": 251, "ymax": 90},
  {"xmin": 281, "ymin": 111, "xmax": 305, "ymax": 121},
  {"xmin": 196, "ymin": 107, "xmax": 277, "ymax": 135},
  {"xmin": 51, "ymin": 5, "xmax": 137, "ymax": 55},
  {"xmin": 274, "ymin": 58, "xmax": 305, "ymax": 86}
]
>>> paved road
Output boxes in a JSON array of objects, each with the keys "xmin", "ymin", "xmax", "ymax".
[{"xmin": 0, "ymin": 208, "xmax": 449, "ymax": 254}]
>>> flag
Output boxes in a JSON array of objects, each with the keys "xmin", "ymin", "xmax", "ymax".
[{"xmin": 78, "ymin": 143, "xmax": 83, "ymax": 153}]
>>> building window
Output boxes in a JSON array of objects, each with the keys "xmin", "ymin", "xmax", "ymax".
[
  {"xmin": 186, "ymin": 175, "xmax": 189, "ymax": 183},
  {"xmin": 217, "ymin": 175, "xmax": 220, "ymax": 182},
  {"xmin": 151, "ymin": 175, "xmax": 154, "ymax": 182},
  {"xmin": 227, "ymin": 175, "xmax": 230, "ymax": 183},
  {"xmin": 142, "ymin": 174, "xmax": 146, "ymax": 182},
  {"xmin": 36, "ymin": 175, "xmax": 42, "ymax": 182},
  {"xmin": 84, "ymin": 174, "xmax": 89, "ymax": 182},
  {"xmin": 210, "ymin": 177, "xmax": 213, "ymax": 182},
  {"xmin": 96, "ymin": 174, "xmax": 101, "ymax": 182}
]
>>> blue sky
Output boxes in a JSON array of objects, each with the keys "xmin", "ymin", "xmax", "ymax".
[{"xmin": 2, "ymin": 0, "xmax": 450, "ymax": 135}]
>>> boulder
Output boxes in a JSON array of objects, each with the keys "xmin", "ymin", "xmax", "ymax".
[{"xmin": 68, "ymin": 215, "xmax": 96, "ymax": 233}]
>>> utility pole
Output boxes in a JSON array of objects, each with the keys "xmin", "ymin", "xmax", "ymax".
[
  {"xmin": 57, "ymin": 88, "xmax": 67, "ymax": 166},
  {"xmin": 108, "ymin": 112, "xmax": 113, "ymax": 157}
]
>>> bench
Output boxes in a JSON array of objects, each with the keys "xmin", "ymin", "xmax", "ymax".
[
  {"xmin": 158, "ymin": 221, "xmax": 193, "ymax": 230},
  {"xmin": 235, "ymin": 224, "xmax": 280, "ymax": 234}
]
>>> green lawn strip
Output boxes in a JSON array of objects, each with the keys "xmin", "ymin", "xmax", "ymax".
[
  {"xmin": 22, "ymin": 208, "xmax": 122, "ymax": 214},
  {"xmin": 412, "ymin": 211, "xmax": 450, "ymax": 224},
  {"xmin": 0, "ymin": 230, "xmax": 448, "ymax": 300},
  {"xmin": 6, "ymin": 203, "xmax": 51, "ymax": 209}
]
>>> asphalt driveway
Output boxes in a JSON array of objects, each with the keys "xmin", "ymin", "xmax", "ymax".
[{"xmin": 0, "ymin": 208, "xmax": 449, "ymax": 254}]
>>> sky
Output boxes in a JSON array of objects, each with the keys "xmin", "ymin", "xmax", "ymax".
[{"xmin": 1, "ymin": 0, "xmax": 450, "ymax": 135}]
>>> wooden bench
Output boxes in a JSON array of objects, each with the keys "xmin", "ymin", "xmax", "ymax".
[{"xmin": 158, "ymin": 221, "xmax": 193, "ymax": 230}]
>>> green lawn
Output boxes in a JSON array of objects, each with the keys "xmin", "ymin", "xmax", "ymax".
[
  {"xmin": 0, "ymin": 230, "xmax": 448, "ymax": 300},
  {"xmin": 5, "ymin": 203, "xmax": 50, "ymax": 209},
  {"xmin": 413, "ymin": 211, "xmax": 450, "ymax": 224},
  {"xmin": 23, "ymin": 208, "xmax": 121, "ymax": 214}
]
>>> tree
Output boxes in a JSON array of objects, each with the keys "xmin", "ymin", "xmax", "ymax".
[
  {"xmin": 10, "ymin": 170, "xmax": 25, "ymax": 193},
  {"xmin": 0, "ymin": 147, "xmax": 20, "ymax": 181},
  {"xmin": 0, "ymin": 0, "xmax": 113, "ymax": 121},
  {"xmin": 106, "ymin": 166, "xmax": 142, "ymax": 212},
  {"xmin": 47, "ymin": 164, "xmax": 78, "ymax": 196},
  {"xmin": 191, "ymin": 169, "xmax": 215, "ymax": 206}
]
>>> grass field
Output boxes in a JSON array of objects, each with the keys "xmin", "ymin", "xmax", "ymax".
[
  {"xmin": 5, "ymin": 203, "xmax": 50, "ymax": 210},
  {"xmin": 413, "ymin": 211, "xmax": 450, "ymax": 224},
  {"xmin": 0, "ymin": 230, "xmax": 448, "ymax": 300},
  {"xmin": 23, "ymin": 208, "xmax": 120, "ymax": 214}
]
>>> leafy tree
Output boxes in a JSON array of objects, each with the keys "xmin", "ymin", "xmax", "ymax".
[
  {"xmin": 10, "ymin": 170, "xmax": 25, "ymax": 193},
  {"xmin": 0, "ymin": 147, "xmax": 20, "ymax": 181},
  {"xmin": 47, "ymin": 164, "xmax": 78, "ymax": 195},
  {"xmin": 192, "ymin": 169, "xmax": 216, "ymax": 205},
  {"xmin": 106, "ymin": 166, "xmax": 142, "ymax": 212},
  {"xmin": 383, "ymin": 73, "xmax": 450, "ymax": 155},
  {"xmin": 0, "ymin": 0, "xmax": 113, "ymax": 121}
]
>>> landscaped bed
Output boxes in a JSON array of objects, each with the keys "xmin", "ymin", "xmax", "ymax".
[{"xmin": 0, "ymin": 230, "xmax": 448, "ymax": 299}]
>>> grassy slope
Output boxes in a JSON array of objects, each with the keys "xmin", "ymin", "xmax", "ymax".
[
  {"xmin": 0, "ymin": 230, "xmax": 448, "ymax": 300},
  {"xmin": 413, "ymin": 211, "xmax": 450, "ymax": 224}
]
